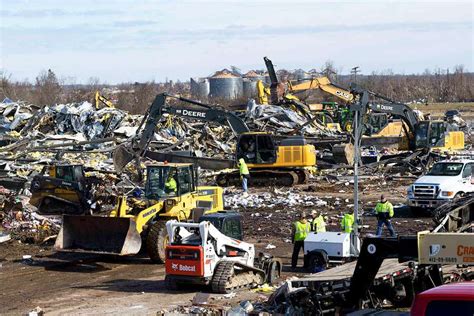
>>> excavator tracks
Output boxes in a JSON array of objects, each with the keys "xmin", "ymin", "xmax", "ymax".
[
  {"xmin": 216, "ymin": 169, "xmax": 309, "ymax": 187},
  {"xmin": 211, "ymin": 261, "xmax": 264, "ymax": 294}
]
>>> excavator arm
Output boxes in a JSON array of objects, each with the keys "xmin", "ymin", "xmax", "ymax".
[
  {"xmin": 350, "ymin": 84, "xmax": 421, "ymax": 149},
  {"xmin": 350, "ymin": 84, "xmax": 420, "ymax": 132},
  {"xmin": 114, "ymin": 93, "xmax": 249, "ymax": 172},
  {"xmin": 289, "ymin": 77, "xmax": 355, "ymax": 103},
  {"xmin": 263, "ymin": 56, "xmax": 355, "ymax": 104},
  {"xmin": 95, "ymin": 91, "xmax": 115, "ymax": 109}
]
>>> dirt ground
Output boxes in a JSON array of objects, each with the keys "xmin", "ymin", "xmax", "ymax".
[{"xmin": 0, "ymin": 177, "xmax": 436, "ymax": 315}]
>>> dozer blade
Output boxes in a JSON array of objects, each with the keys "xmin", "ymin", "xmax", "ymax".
[
  {"xmin": 113, "ymin": 144, "xmax": 135, "ymax": 173},
  {"xmin": 55, "ymin": 215, "xmax": 142, "ymax": 256}
]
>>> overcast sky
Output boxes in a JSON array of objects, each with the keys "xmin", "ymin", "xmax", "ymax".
[{"xmin": 0, "ymin": 0, "xmax": 472, "ymax": 84}]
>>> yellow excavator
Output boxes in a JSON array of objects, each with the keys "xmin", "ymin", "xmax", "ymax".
[
  {"xmin": 114, "ymin": 93, "xmax": 317, "ymax": 186},
  {"xmin": 51, "ymin": 162, "xmax": 224, "ymax": 263},
  {"xmin": 258, "ymin": 57, "xmax": 356, "ymax": 133},
  {"xmin": 260, "ymin": 57, "xmax": 465, "ymax": 152},
  {"xmin": 350, "ymin": 84, "xmax": 465, "ymax": 151}
]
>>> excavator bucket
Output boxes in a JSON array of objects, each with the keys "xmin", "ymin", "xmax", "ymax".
[
  {"xmin": 55, "ymin": 215, "xmax": 142, "ymax": 256},
  {"xmin": 113, "ymin": 144, "xmax": 135, "ymax": 173}
]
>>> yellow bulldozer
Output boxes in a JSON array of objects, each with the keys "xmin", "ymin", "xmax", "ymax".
[
  {"xmin": 39, "ymin": 162, "xmax": 223, "ymax": 263},
  {"xmin": 29, "ymin": 164, "xmax": 96, "ymax": 215}
]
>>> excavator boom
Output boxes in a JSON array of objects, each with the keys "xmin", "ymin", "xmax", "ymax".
[
  {"xmin": 113, "ymin": 93, "xmax": 250, "ymax": 172},
  {"xmin": 263, "ymin": 56, "xmax": 354, "ymax": 104}
]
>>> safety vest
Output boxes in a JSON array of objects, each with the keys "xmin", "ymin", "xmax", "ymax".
[
  {"xmin": 375, "ymin": 201, "xmax": 394, "ymax": 217},
  {"xmin": 239, "ymin": 158, "xmax": 249, "ymax": 175},
  {"xmin": 294, "ymin": 221, "xmax": 310, "ymax": 241},
  {"xmin": 165, "ymin": 178, "xmax": 177, "ymax": 192},
  {"xmin": 341, "ymin": 213, "xmax": 354, "ymax": 233},
  {"xmin": 312, "ymin": 215, "xmax": 326, "ymax": 232}
]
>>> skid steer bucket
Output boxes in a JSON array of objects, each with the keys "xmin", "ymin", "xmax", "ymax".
[{"xmin": 55, "ymin": 215, "xmax": 142, "ymax": 255}]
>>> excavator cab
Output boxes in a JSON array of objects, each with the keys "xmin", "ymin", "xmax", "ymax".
[
  {"xmin": 237, "ymin": 133, "xmax": 277, "ymax": 164},
  {"xmin": 415, "ymin": 121, "xmax": 464, "ymax": 150}
]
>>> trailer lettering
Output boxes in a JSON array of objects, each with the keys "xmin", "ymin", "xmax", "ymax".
[{"xmin": 457, "ymin": 245, "xmax": 474, "ymax": 256}]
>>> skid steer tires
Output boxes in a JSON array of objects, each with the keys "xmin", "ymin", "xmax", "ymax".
[{"xmin": 146, "ymin": 220, "xmax": 168, "ymax": 263}]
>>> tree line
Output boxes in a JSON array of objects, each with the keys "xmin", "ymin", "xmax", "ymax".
[{"xmin": 1, "ymin": 65, "xmax": 472, "ymax": 115}]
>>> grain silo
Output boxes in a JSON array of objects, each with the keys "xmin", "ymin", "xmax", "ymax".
[
  {"xmin": 294, "ymin": 69, "xmax": 312, "ymax": 82},
  {"xmin": 242, "ymin": 71, "xmax": 265, "ymax": 99},
  {"xmin": 209, "ymin": 70, "xmax": 243, "ymax": 100},
  {"xmin": 190, "ymin": 77, "xmax": 209, "ymax": 99}
]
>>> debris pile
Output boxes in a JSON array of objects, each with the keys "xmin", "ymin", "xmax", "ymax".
[
  {"xmin": 0, "ymin": 187, "xmax": 60, "ymax": 243},
  {"xmin": 224, "ymin": 188, "xmax": 328, "ymax": 209},
  {"xmin": 246, "ymin": 100, "xmax": 339, "ymax": 136}
]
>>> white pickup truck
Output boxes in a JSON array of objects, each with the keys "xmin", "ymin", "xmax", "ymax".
[{"xmin": 407, "ymin": 159, "xmax": 474, "ymax": 212}]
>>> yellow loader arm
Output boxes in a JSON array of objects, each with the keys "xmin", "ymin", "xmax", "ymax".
[
  {"xmin": 110, "ymin": 195, "xmax": 165, "ymax": 234},
  {"xmin": 95, "ymin": 91, "xmax": 115, "ymax": 109},
  {"xmin": 288, "ymin": 77, "xmax": 354, "ymax": 103}
]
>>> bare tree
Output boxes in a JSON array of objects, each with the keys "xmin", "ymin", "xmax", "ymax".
[
  {"xmin": 34, "ymin": 69, "xmax": 62, "ymax": 105},
  {"xmin": 0, "ymin": 71, "xmax": 14, "ymax": 100}
]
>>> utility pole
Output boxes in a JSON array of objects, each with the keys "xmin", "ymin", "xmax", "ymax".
[
  {"xmin": 352, "ymin": 106, "xmax": 360, "ymax": 256},
  {"xmin": 351, "ymin": 66, "xmax": 360, "ymax": 83},
  {"xmin": 350, "ymin": 88, "xmax": 368, "ymax": 256}
]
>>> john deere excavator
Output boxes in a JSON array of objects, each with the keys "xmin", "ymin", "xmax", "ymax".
[
  {"xmin": 260, "ymin": 57, "xmax": 465, "ymax": 152},
  {"xmin": 349, "ymin": 84, "xmax": 465, "ymax": 151},
  {"xmin": 52, "ymin": 162, "xmax": 223, "ymax": 263},
  {"xmin": 113, "ymin": 93, "xmax": 317, "ymax": 186}
]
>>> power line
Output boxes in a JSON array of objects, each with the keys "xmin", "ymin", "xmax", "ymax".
[{"xmin": 351, "ymin": 66, "xmax": 360, "ymax": 83}]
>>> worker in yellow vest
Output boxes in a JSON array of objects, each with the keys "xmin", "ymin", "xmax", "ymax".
[
  {"xmin": 238, "ymin": 158, "xmax": 250, "ymax": 194},
  {"xmin": 341, "ymin": 213, "xmax": 354, "ymax": 233},
  {"xmin": 291, "ymin": 212, "xmax": 311, "ymax": 269},
  {"xmin": 375, "ymin": 194, "xmax": 396, "ymax": 237},
  {"xmin": 164, "ymin": 173, "xmax": 177, "ymax": 194},
  {"xmin": 310, "ymin": 210, "xmax": 326, "ymax": 232}
]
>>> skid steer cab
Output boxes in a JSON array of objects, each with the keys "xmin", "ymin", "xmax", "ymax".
[
  {"xmin": 54, "ymin": 163, "xmax": 224, "ymax": 263},
  {"xmin": 29, "ymin": 164, "xmax": 94, "ymax": 215},
  {"xmin": 164, "ymin": 215, "xmax": 282, "ymax": 293}
]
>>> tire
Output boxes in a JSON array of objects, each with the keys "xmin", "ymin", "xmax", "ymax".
[
  {"xmin": 267, "ymin": 261, "xmax": 280, "ymax": 284},
  {"xmin": 454, "ymin": 192, "xmax": 465, "ymax": 200},
  {"xmin": 146, "ymin": 220, "xmax": 169, "ymax": 263},
  {"xmin": 390, "ymin": 278, "xmax": 415, "ymax": 308},
  {"xmin": 307, "ymin": 252, "xmax": 327, "ymax": 273}
]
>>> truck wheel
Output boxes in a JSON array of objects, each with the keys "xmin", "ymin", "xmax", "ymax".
[
  {"xmin": 390, "ymin": 278, "xmax": 415, "ymax": 308},
  {"xmin": 307, "ymin": 252, "xmax": 327, "ymax": 273},
  {"xmin": 146, "ymin": 221, "xmax": 168, "ymax": 263},
  {"xmin": 267, "ymin": 261, "xmax": 280, "ymax": 284}
]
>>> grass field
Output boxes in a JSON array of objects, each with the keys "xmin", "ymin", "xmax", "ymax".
[{"xmin": 409, "ymin": 102, "xmax": 474, "ymax": 118}]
